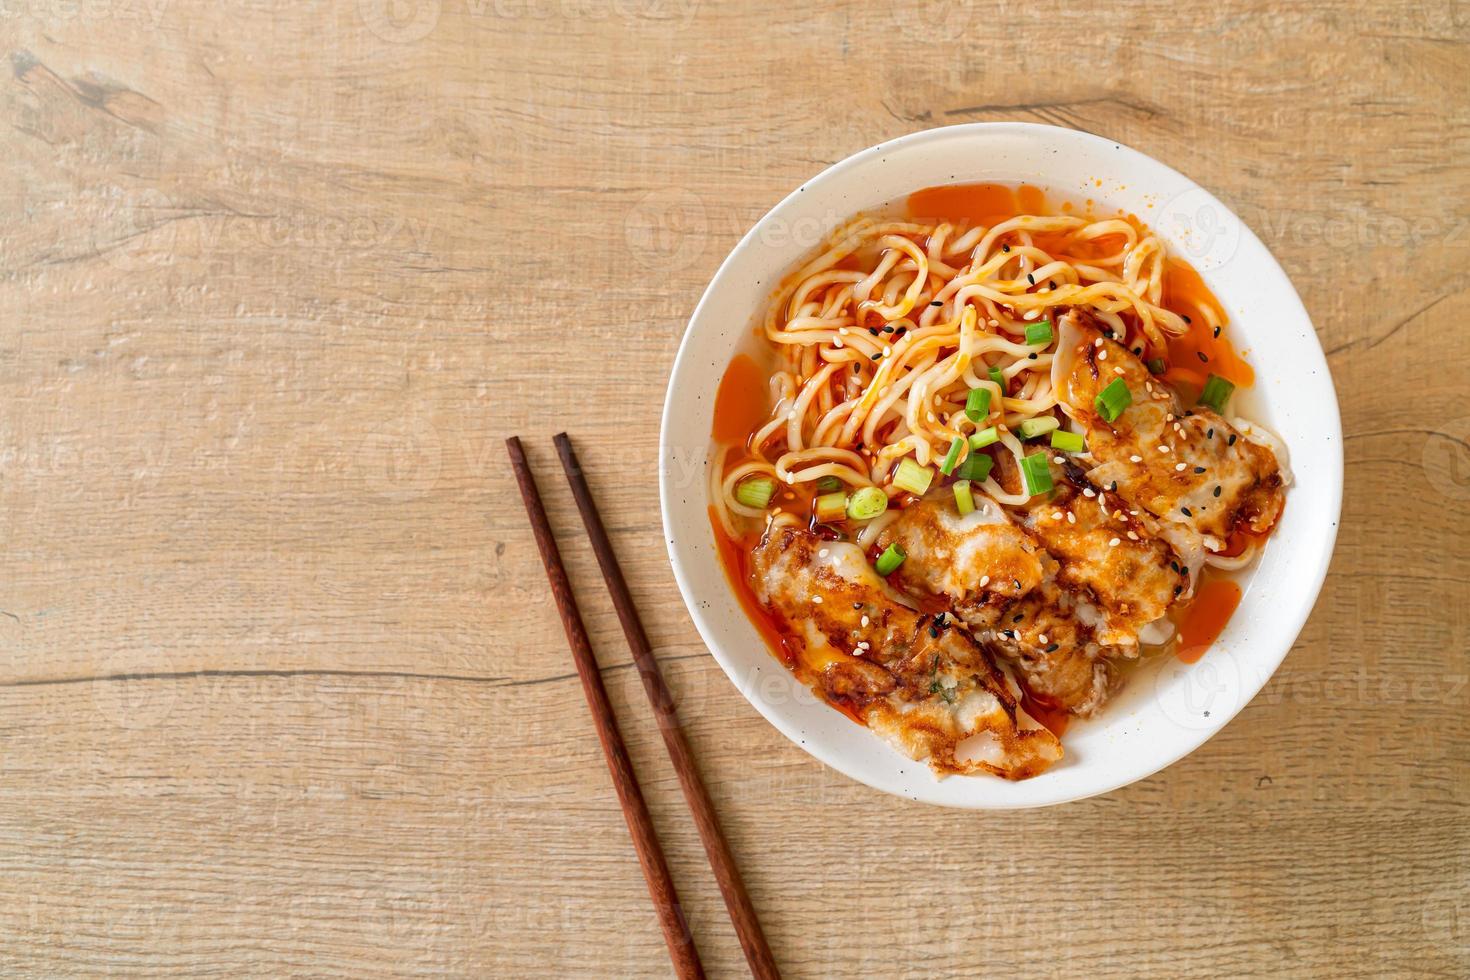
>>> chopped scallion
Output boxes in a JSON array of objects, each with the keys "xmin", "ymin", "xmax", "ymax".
[
  {"xmin": 846, "ymin": 486, "xmax": 888, "ymax": 521},
  {"xmin": 1050, "ymin": 429, "xmax": 1086, "ymax": 453},
  {"xmin": 939, "ymin": 437, "xmax": 966, "ymax": 476},
  {"xmin": 988, "ymin": 366, "xmax": 1005, "ymax": 389},
  {"xmin": 814, "ymin": 491, "xmax": 848, "ymax": 523},
  {"xmin": 964, "ymin": 387, "xmax": 991, "ymax": 422},
  {"xmin": 1198, "ymin": 373, "xmax": 1236, "ymax": 413},
  {"xmin": 1025, "ymin": 319, "xmax": 1053, "ymax": 347},
  {"xmin": 875, "ymin": 543, "xmax": 907, "ymax": 576},
  {"xmin": 734, "ymin": 476, "xmax": 777, "ymax": 509},
  {"xmin": 952, "ymin": 480, "xmax": 975, "ymax": 516},
  {"xmin": 969, "ymin": 425, "xmax": 1000, "ymax": 449},
  {"xmin": 1020, "ymin": 453, "xmax": 1053, "ymax": 496},
  {"xmin": 954, "ymin": 451, "xmax": 993, "ymax": 483},
  {"xmin": 1018, "ymin": 416, "xmax": 1060, "ymax": 439},
  {"xmin": 814, "ymin": 475, "xmax": 842, "ymax": 494},
  {"xmin": 893, "ymin": 458, "xmax": 934, "ymax": 496},
  {"xmin": 1094, "ymin": 377, "xmax": 1132, "ymax": 423}
]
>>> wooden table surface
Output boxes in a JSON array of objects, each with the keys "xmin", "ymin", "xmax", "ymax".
[{"xmin": 1, "ymin": 1, "xmax": 1466, "ymax": 976}]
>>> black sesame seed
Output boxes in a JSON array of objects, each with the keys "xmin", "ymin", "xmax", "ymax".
[
  {"xmin": 1133, "ymin": 347, "xmax": 1142, "ymax": 355},
  {"xmin": 1048, "ymin": 280, "xmax": 1056, "ymax": 289},
  {"xmin": 1213, "ymin": 485, "xmax": 1222, "ymax": 497},
  {"xmin": 894, "ymin": 326, "xmax": 907, "ymax": 337},
  {"xmin": 883, "ymin": 326, "xmax": 894, "ymax": 333},
  {"xmin": 930, "ymin": 300, "xmax": 942, "ymax": 307},
  {"xmin": 1181, "ymin": 506, "xmax": 1192, "ymax": 516},
  {"xmin": 1013, "ymin": 579, "xmax": 1022, "ymax": 590},
  {"xmin": 1013, "ymin": 613, "xmax": 1024, "ymax": 623},
  {"xmin": 1194, "ymin": 466, "xmax": 1206, "ymax": 474},
  {"xmin": 1228, "ymin": 434, "xmax": 1237, "ymax": 446},
  {"xmin": 1207, "ymin": 428, "xmax": 1214, "ymax": 439},
  {"xmin": 1027, "ymin": 273, "xmax": 1036, "ymax": 285},
  {"xmin": 1170, "ymin": 561, "xmax": 1180, "ymax": 573},
  {"xmin": 929, "ymin": 626, "xmax": 939, "ymax": 638},
  {"xmin": 1109, "ymin": 481, "xmax": 1118, "ymax": 492},
  {"xmin": 1002, "ymin": 244, "xmax": 1010, "ymax": 253},
  {"xmin": 870, "ymin": 353, "xmax": 882, "ymax": 361},
  {"xmin": 1044, "ymin": 643, "xmax": 1060, "ymax": 653},
  {"xmin": 1028, "ymin": 352, "xmax": 1038, "ymax": 360},
  {"xmin": 1213, "ymin": 325, "xmax": 1221, "ymax": 338},
  {"xmin": 853, "ymin": 602, "xmax": 863, "ymax": 610},
  {"xmin": 1173, "ymin": 585, "xmax": 1182, "ymax": 596},
  {"xmin": 1182, "ymin": 314, "xmax": 1192, "ymax": 324},
  {"xmin": 1196, "ymin": 351, "xmax": 1208, "ymax": 363},
  {"xmin": 868, "ymin": 327, "xmax": 880, "ymax": 336}
]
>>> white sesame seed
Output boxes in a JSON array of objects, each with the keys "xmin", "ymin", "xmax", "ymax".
[
  {"xmin": 1158, "ymin": 445, "xmax": 1170, "ymax": 454},
  {"xmin": 1114, "ymin": 367, "xmax": 1125, "ymax": 375},
  {"xmin": 1094, "ymin": 338, "xmax": 1104, "ymax": 348},
  {"xmin": 812, "ymin": 596, "xmax": 823, "ymax": 604},
  {"xmin": 1067, "ymin": 512, "xmax": 1076, "ymax": 524},
  {"xmin": 860, "ymin": 615, "xmax": 870, "ymax": 627},
  {"xmin": 1083, "ymin": 487, "xmax": 1096, "ymax": 497},
  {"xmin": 1166, "ymin": 414, "xmax": 1175, "ymax": 422},
  {"xmin": 979, "ymin": 575, "xmax": 990, "ymax": 587},
  {"xmin": 1098, "ymin": 349, "xmax": 1108, "ymax": 361},
  {"xmin": 1051, "ymin": 511, "xmax": 1064, "ymax": 520},
  {"xmin": 1130, "ymin": 454, "xmax": 1143, "ymax": 463},
  {"xmin": 1127, "ymin": 531, "xmax": 1139, "ymax": 540},
  {"xmin": 818, "ymin": 548, "xmax": 829, "ymax": 557},
  {"xmin": 1175, "ymin": 462, "xmax": 1187, "ymax": 471},
  {"xmin": 1039, "ymin": 634, "xmax": 1049, "ymax": 644},
  {"xmin": 839, "ymin": 327, "xmax": 850, "ymax": 335},
  {"xmin": 1053, "ymin": 456, "xmax": 1065, "ymax": 464},
  {"xmin": 1108, "ymin": 537, "xmax": 1120, "ymax": 547}
]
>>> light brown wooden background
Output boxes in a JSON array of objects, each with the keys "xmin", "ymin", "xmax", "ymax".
[{"xmin": 1, "ymin": 0, "xmax": 1466, "ymax": 976}]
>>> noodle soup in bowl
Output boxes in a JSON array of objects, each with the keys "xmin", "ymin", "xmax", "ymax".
[{"xmin": 660, "ymin": 123, "xmax": 1341, "ymax": 808}]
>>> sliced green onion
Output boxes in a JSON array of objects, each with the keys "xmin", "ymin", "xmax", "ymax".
[
  {"xmin": 734, "ymin": 476, "xmax": 777, "ymax": 509},
  {"xmin": 814, "ymin": 491, "xmax": 848, "ymax": 523},
  {"xmin": 1198, "ymin": 373, "xmax": 1236, "ymax": 413},
  {"xmin": 1020, "ymin": 453, "xmax": 1053, "ymax": 496},
  {"xmin": 952, "ymin": 479, "xmax": 975, "ymax": 516},
  {"xmin": 1146, "ymin": 357, "xmax": 1166, "ymax": 375},
  {"xmin": 988, "ymin": 366, "xmax": 1005, "ymax": 389},
  {"xmin": 1050, "ymin": 429, "xmax": 1086, "ymax": 453},
  {"xmin": 874, "ymin": 543, "xmax": 907, "ymax": 576},
  {"xmin": 814, "ymin": 475, "xmax": 843, "ymax": 494},
  {"xmin": 1094, "ymin": 377, "xmax": 1132, "ymax": 423},
  {"xmin": 939, "ymin": 437, "xmax": 966, "ymax": 476},
  {"xmin": 1018, "ymin": 416, "xmax": 1060, "ymax": 439},
  {"xmin": 893, "ymin": 458, "xmax": 934, "ymax": 496},
  {"xmin": 954, "ymin": 451, "xmax": 993, "ymax": 483},
  {"xmin": 969, "ymin": 425, "xmax": 1000, "ymax": 449},
  {"xmin": 964, "ymin": 387, "xmax": 991, "ymax": 422},
  {"xmin": 846, "ymin": 486, "xmax": 888, "ymax": 521},
  {"xmin": 1025, "ymin": 319, "xmax": 1053, "ymax": 347}
]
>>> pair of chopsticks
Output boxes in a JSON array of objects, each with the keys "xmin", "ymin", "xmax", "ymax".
[{"xmin": 507, "ymin": 433, "xmax": 780, "ymax": 980}]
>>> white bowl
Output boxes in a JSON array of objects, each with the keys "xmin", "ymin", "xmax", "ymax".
[{"xmin": 659, "ymin": 123, "xmax": 1341, "ymax": 808}]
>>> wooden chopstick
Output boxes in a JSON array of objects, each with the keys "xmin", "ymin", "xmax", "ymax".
[
  {"xmin": 505, "ymin": 436, "xmax": 706, "ymax": 980},
  {"xmin": 553, "ymin": 433, "xmax": 782, "ymax": 980}
]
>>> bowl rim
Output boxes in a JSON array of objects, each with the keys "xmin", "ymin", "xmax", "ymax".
[{"xmin": 659, "ymin": 122, "xmax": 1342, "ymax": 808}]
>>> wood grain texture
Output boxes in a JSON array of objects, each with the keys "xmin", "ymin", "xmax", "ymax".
[{"xmin": 0, "ymin": 0, "xmax": 1466, "ymax": 976}]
